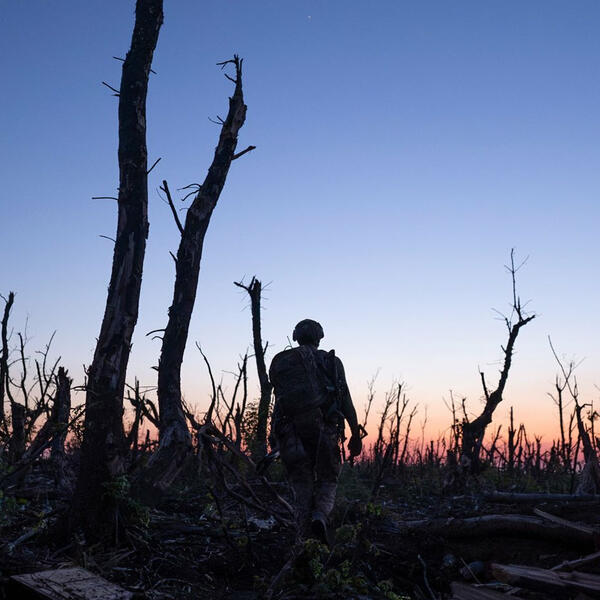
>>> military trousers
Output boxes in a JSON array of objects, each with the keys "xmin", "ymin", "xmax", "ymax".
[{"xmin": 275, "ymin": 406, "xmax": 342, "ymax": 532}]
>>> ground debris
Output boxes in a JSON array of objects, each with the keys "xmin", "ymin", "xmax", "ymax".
[
  {"xmin": 492, "ymin": 562, "xmax": 600, "ymax": 597},
  {"xmin": 9, "ymin": 567, "xmax": 132, "ymax": 599},
  {"xmin": 4, "ymin": 459, "xmax": 600, "ymax": 599},
  {"xmin": 451, "ymin": 581, "xmax": 526, "ymax": 599}
]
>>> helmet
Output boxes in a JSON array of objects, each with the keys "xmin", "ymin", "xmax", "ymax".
[{"xmin": 292, "ymin": 319, "xmax": 324, "ymax": 345}]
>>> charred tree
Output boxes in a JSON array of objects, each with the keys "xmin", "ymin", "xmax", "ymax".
[
  {"xmin": 71, "ymin": 0, "xmax": 163, "ymax": 536},
  {"xmin": 0, "ymin": 292, "xmax": 15, "ymax": 430},
  {"xmin": 25, "ymin": 367, "xmax": 72, "ymax": 460},
  {"xmin": 125, "ymin": 380, "xmax": 145, "ymax": 456},
  {"xmin": 0, "ymin": 293, "xmax": 27, "ymax": 464},
  {"xmin": 8, "ymin": 402, "xmax": 25, "ymax": 463},
  {"xmin": 573, "ymin": 399, "xmax": 600, "ymax": 495},
  {"xmin": 234, "ymin": 277, "xmax": 272, "ymax": 457},
  {"xmin": 549, "ymin": 339, "xmax": 600, "ymax": 495},
  {"xmin": 51, "ymin": 367, "xmax": 72, "ymax": 474},
  {"xmin": 459, "ymin": 251, "xmax": 535, "ymax": 474},
  {"xmin": 149, "ymin": 56, "xmax": 251, "ymax": 489},
  {"xmin": 0, "ymin": 295, "xmax": 63, "ymax": 468}
]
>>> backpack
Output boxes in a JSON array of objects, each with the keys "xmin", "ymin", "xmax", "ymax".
[{"xmin": 269, "ymin": 346, "xmax": 335, "ymax": 417}]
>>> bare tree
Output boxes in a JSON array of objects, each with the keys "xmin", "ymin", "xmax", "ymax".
[
  {"xmin": 460, "ymin": 250, "xmax": 535, "ymax": 473},
  {"xmin": 150, "ymin": 56, "xmax": 252, "ymax": 487},
  {"xmin": 234, "ymin": 276, "xmax": 272, "ymax": 457},
  {"xmin": 547, "ymin": 371, "xmax": 575, "ymax": 470},
  {"xmin": 362, "ymin": 372, "xmax": 378, "ymax": 433},
  {"xmin": 71, "ymin": 0, "xmax": 163, "ymax": 535},
  {"xmin": 0, "ymin": 293, "xmax": 64, "ymax": 466},
  {"xmin": 374, "ymin": 384, "xmax": 397, "ymax": 463},
  {"xmin": 24, "ymin": 367, "xmax": 72, "ymax": 461},
  {"xmin": 0, "ymin": 291, "xmax": 15, "ymax": 430},
  {"xmin": 549, "ymin": 338, "xmax": 600, "ymax": 495}
]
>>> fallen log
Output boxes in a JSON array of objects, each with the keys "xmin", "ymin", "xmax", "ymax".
[
  {"xmin": 492, "ymin": 562, "xmax": 600, "ymax": 597},
  {"xmin": 551, "ymin": 550, "xmax": 600, "ymax": 572},
  {"xmin": 484, "ymin": 491, "xmax": 600, "ymax": 503},
  {"xmin": 451, "ymin": 581, "xmax": 525, "ymax": 599},
  {"xmin": 378, "ymin": 514, "xmax": 593, "ymax": 545},
  {"xmin": 534, "ymin": 507, "xmax": 600, "ymax": 540}
]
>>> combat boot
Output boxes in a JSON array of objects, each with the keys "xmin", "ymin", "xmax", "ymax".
[{"xmin": 310, "ymin": 510, "xmax": 331, "ymax": 546}]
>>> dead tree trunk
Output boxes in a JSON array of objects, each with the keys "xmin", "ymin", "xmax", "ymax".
[
  {"xmin": 52, "ymin": 368, "xmax": 72, "ymax": 490},
  {"xmin": 25, "ymin": 367, "xmax": 71, "ymax": 459},
  {"xmin": 71, "ymin": 0, "xmax": 163, "ymax": 536},
  {"xmin": 9, "ymin": 402, "xmax": 26, "ymax": 463},
  {"xmin": 125, "ymin": 380, "xmax": 144, "ymax": 457},
  {"xmin": 507, "ymin": 406, "xmax": 516, "ymax": 471},
  {"xmin": 234, "ymin": 277, "xmax": 272, "ymax": 457},
  {"xmin": 149, "ymin": 56, "xmax": 251, "ymax": 489},
  {"xmin": 574, "ymin": 401, "xmax": 600, "ymax": 495},
  {"xmin": 460, "ymin": 251, "xmax": 535, "ymax": 474},
  {"xmin": 548, "ymin": 375, "xmax": 571, "ymax": 469},
  {"xmin": 0, "ymin": 292, "xmax": 15, "ymax": 431},
  {"xmin": 50, "ymin": 366, "xmax": 71, "ymax": 486}
]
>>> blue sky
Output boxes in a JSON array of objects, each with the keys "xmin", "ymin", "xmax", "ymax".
[{"xmin": 1, "ymin": 1, "xmax": 599, "ymax": 439}]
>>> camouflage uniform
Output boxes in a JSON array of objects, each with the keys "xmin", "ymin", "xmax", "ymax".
[{"xmin": 270, "ymin": 345, "xmax": 358, "ymax": 534}]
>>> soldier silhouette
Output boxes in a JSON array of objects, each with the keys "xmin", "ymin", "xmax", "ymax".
[{"xmin": 269, "ymin": 319, "xmax": 363, "ymax": 543}]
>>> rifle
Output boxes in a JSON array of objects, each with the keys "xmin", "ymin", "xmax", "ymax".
[
  {"xmin": 324, "ymin": 351, "xmax": 367, "ymax": 465},
  {"xmin": 325, "ymin": 350, "xmax": 348, "ymax": 460}
]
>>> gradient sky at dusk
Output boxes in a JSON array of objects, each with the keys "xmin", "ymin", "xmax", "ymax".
[{"xmin": 2, "ymin": 1, "xmax": 599, "ymax": 441}]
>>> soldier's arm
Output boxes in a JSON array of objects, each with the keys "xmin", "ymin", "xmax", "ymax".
[{"xmin": 335, "ymin": 357, "xmax": 359, "ymax": 434}]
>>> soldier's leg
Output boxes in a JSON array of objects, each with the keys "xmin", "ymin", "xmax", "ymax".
[
  {"xmin": 288, "ymin": 463, "xmax": 314, "ymax": 534},
  {"xmin": 314, "ymin": 426, "xmax": 342, "ymax": 520},
  {"xmin": 277, "ymin": 423, "xmax": 314, "ymax": 533}
]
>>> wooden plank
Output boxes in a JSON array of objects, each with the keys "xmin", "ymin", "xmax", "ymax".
[
  {"xmin": 9, "ymin": 567, "xmax": 132, "ymax": 600},
  {"xmin": 451, "ymin": 581, "xmax": 524, "ymax": 599},
  {"xmin": 492, "ymin": 563, "xmax": 600, "ymax": 597}
]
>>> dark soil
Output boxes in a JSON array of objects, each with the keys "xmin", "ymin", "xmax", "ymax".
[{"xmin": 1, "ymin": 461, "xmax": 598, "ymax": 599}]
